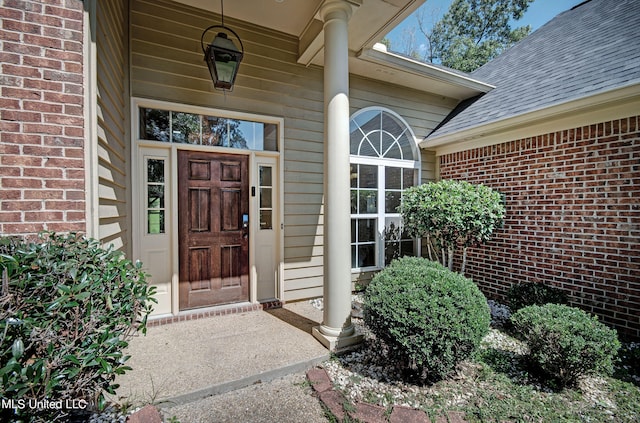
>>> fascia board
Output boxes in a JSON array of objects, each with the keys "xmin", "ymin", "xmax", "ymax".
[
  {"xmin": 358, "ymin": 48, "xmax": 494, "ymax": 94},
  {"xmin": 421, "ymin": 82, "xmax": 640, "ymax": 154}
]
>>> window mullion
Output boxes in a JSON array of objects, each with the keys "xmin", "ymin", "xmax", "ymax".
[{"xmin": 377, "ymin": 164, "xmax": 385, "ymax": 268}]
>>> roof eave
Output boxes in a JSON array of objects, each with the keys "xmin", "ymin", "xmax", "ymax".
[
  {"xmin": 352, "ymin": 46, "xmax": 494, "ymax": 99},
  {"xmin": 420, "ymin": 82, "xmax": 640, "ymax": 153}
]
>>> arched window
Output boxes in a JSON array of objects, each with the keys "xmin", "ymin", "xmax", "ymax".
[{"xmin": 350, "ymin": 108, "xmax": 420, "ymax": 270}]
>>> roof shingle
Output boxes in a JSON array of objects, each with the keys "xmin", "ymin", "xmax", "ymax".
[{"xmin": 426, "ymin": 0, "xmax": 640, "ymax": 140}]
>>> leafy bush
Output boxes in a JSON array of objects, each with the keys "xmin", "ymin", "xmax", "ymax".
[
  {"xmin": 507, "ymin": 282, "xmax": 568, "ymax": 312},
  {"xmin": 399, "ymin": 179, "xmax": 505, "ymax": 273},
  {"xmin": 511, "ymin": 304, "xmax": 620, "ymax": 387},
  {"xmin": 0, "ymin": 232, "xmax": 156, "ymax": 421},
  {"xmin": 363, "ymin": 256, "xmax": 490, "ymax": 382}
]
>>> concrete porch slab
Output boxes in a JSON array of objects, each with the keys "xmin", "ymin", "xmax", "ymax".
[{"xmin": 113, "ymin": 309, "xmax": 329, "ymax": 407}]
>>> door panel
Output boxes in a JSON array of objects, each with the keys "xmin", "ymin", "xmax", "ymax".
[{"xmin": 178, "ymin": 151, "xmax": 249, "ymax": 310}]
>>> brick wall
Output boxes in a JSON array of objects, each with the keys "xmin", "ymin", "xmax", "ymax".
[
  {"xmin": 0, "ymin": 0, "xmax": 86, "ymax": 237},
  {"xmin": 440, "ymin": 116, "xmax": 640, "ymax": 340}
]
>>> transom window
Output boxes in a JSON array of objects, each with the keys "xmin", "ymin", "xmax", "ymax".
[
  {"xmin": 139, "ymin": 107, "xmax": 278, "ymax": 151},
  {"xmin": 350, "ymin": 108, "xmax": 419, "ymax": 270}
]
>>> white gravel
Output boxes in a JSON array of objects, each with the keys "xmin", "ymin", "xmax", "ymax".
[{"xmin": 313, "ymin": 296, "xmax": 638, "ymax": 414}]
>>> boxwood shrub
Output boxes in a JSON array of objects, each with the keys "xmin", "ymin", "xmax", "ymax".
[
  {"xmin": 363, "ymin": 256, "xmax": 490, "ymax": 382},
  {"xmin": 507, "ymin": 282, "xmax": 568, "ymax": 312},
  {"xmin": 0, "ymin": 232, "xmax": 156, "ymax": 422},
  {"xmin": 511, "ymin": 304, "xmax": 620, "ymax": 387}
]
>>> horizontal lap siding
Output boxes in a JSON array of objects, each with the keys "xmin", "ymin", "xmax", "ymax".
[
  {"xmin": 130, "ymin": 0, "xmax": 457, "ymax": 301},
  {"xmin": 97, "ymin": 0, "xmax": 130, "ymax": 253},
  {"xmin": 440, "ymin": 116, "xmax": 640, "ymax": 340},
  {"xmin": 130, "ymin": 0, "xmax": 324, "ymax": 302}
]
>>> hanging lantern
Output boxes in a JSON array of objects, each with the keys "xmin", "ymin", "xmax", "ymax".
[{"xmin": 200, "ymin": 2, "xmax": 244, "ymax": 91}]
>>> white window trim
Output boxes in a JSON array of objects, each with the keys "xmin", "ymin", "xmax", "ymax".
[
  {"xmin": 130, "ymin": 97, "xmax": 285, "ymax": 314},
  {"xmin": 349, "ymin": 107, "xmax": 421, "ymax": 272}
]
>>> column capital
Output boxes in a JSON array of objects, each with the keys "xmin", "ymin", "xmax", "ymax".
[{"xmin": 319, "ymin": 0, "xmax": 361, "ymax": 22}]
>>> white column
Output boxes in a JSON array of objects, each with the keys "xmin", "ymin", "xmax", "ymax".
[{"xmin": 312, "ymin": 0, "xmax": 363, "ymax": 351}]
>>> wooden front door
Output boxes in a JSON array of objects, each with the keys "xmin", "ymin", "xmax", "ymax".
[{"xmin": 178, "ymin": 151, "xmax": 249, "ymax": 310}]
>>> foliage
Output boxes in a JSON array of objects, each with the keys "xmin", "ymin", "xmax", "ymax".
[
  {"xmin": 0, "ymin": 233, "xmax": 156, "ymax": 422},
  {"xmin": 487, "ymin": 299, "xmax": 511, "ymax": 329},
  {"xmin": 363, "ymin": 257, "xmax": 490, "ymax": 382},
  {"xmin": 511, "ymin": 304, "xmax": 620, "ymax": 387},
  {"xmin": 399, "ymin": 179, "xmax": 505, "ymax": 273},
  {"xmin": 507, "ymin": 282, "xmax": 568, "ymax": 312},
  {"xmin": 398, "ymin": 0, "xmax": 534, "ymax": 72},
  {"xmin": 431, "ymin": 0, "xmax": 534, "ymax": 72}
]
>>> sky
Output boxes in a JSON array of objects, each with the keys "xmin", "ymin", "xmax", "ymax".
[{"xmin": 385, "ymin": 0, "xmax": 584, "ymax": 57}]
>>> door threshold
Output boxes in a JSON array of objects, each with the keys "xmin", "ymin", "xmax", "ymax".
[
  {"xmin": 148, "ymin": 302, "xmax": 262, "ymax": 327},
  {"xmin": 259, "ymin": 298, "xmax": 283, "ymax": 310}
]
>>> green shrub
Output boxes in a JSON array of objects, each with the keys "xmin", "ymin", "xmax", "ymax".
[
  {"xmin": 363, "ymin": 256, "xmax": 490, "ymax": 382},
  {"xmin": 507, "ymin": 282, "xmax": 568, "ymax": 312},
  {"xmin": 399, "ymin": 179, "xmax": 505, "ymax": 273},
  {"xmin": 0, "ymin": 232, "xmax": 156, "ymax": 422},
  {"xmin": 511, "ymin": 304, "xmax": 620, "ymax": 387}
]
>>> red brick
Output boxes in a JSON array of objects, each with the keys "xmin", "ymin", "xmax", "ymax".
[
  {"xmin": 1, "ymin": 110, "xmax": 42, "ymax": 122},
  {"xmin": 23, "ymin": 33, "xmax": 62, "ymax": 49},
  {"xmin": 45, "ymin": 200, "xmax": 83, "ymax": 211},
  {"xmin": 349, "ymin": 402, "xmax": 388, "ymax": 423},
  {"xmin": 318, "ymin": 390, "xmax": 346, "ymax": 421},
  {"xmin": 2, "ymin": 200, "xmax": 42, "ymax": 212},
  {"xmin": 24, "ymin": 11, "xmax": 62, "ymax": 27},
  {"xmin": 23, "ymin": 190, "xmax": 64, "ymax": 200},
  {"xmin": 125, "ymin": 405, "xmax": 162, "ymax": 423},
  {"xmin": 44, "ymin": 114, "xmax": 83, "ymax": 126},
  {"xmin": 3, "ymin": 223, "xmax": 46, "ymax": 234},
  {"xmin": 22, "ymin": 123, "xmax": 63, "ymax": 135},
  {"xmin": 2, "ymin": 87, "xmax": 42, "ymax": 100},
  {"xmin": 0, "ymin": 212, "xmax": 23, "ymax": 223},
  {"xmin": 23, "ymin": 167, "xmax": 63, "ymax": 178},
  {"xmin": 25, "ymin": 211, "xmax": 63, "ymax": 222},
  {"xmin": 44, "ymin": 157, "xmax": 83, "ymax": 169},
  {"xmin": 23, "ymin": 78, "xmax": 63, "ymax": 93},
  {"xmin": 23, "ymin": 56, "xmax": 63, "ymax": 70},
  {"xmin": 2, "ymin": 18, "xmax": 41, "ymax": 34},
  {"xmin": 390, "ymin": 406, "xmax": 431, "ymax": 423},
  {"xmin": 307, "ymin": 368, "xmax": 332, "ymax": 393},
  {"xmin": 46, "ymin": 222, "xmax": 85, "ymax": 232},
  {"xmin": 2, "ymin": 178, "xmax": 43, "ymax": 189},
  {"xmin": 440, "ymin": 115, "xmax": 640, "ymax": 339}
]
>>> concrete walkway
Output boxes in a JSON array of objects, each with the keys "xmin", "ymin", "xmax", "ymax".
[{"xmin": 114, "ymin": 302, "xmax": 330, "ymax": 422}]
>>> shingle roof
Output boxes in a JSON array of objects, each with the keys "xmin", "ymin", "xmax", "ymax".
[{"xmin": 426, "ymin": 0, "xmax": 640, "ymax": 140}]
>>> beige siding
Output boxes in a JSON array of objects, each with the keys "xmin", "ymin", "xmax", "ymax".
[
  {"xmin": 130, "ymin": 0, "xmax": 456, "ymax": 301},
  {"xmin": 97, "ymin": 0, "xmax": 130, "ymax": 254},
  {"xmin": 350, "ymin": 77, "xmax": 450, "ymax": 184}
]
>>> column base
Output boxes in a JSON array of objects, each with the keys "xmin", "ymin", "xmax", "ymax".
[{"xmin": 312, "ymin": 325, "xmax": 364, "ymax": 352}]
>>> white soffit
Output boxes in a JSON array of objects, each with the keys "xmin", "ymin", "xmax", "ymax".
[{"xmin": 172, "ymin": 0, "xmax": 324, "ymax": 37}]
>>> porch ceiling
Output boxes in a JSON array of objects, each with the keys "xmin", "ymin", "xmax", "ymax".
[
  {"xmin": 173, "ymin": 0, "xmax": 423, "ymax": 63},
  {"xmin": 172, "ymin": 0, "xmax": 324, "ymax": 38},
  {"xmin": 172, "ymin": 0, "xmax": 489, "ymax": 99}
]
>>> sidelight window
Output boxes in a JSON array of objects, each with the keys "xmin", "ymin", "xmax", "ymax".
[
  {"xmin": 146, "ymin": 158, "xmax": 166, "ymax": 234},
  {"xmin": 259, "ymin": 166, "xmax": 273, "ymax": 230}
]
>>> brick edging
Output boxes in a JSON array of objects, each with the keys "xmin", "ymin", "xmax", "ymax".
[
  {"xmin": 147, "ymin": 300, "xmax": 283, "ymax": 327},
  {"xmin": 306, "ymin": 367, "xmax": 467, "ymax": 423}
]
